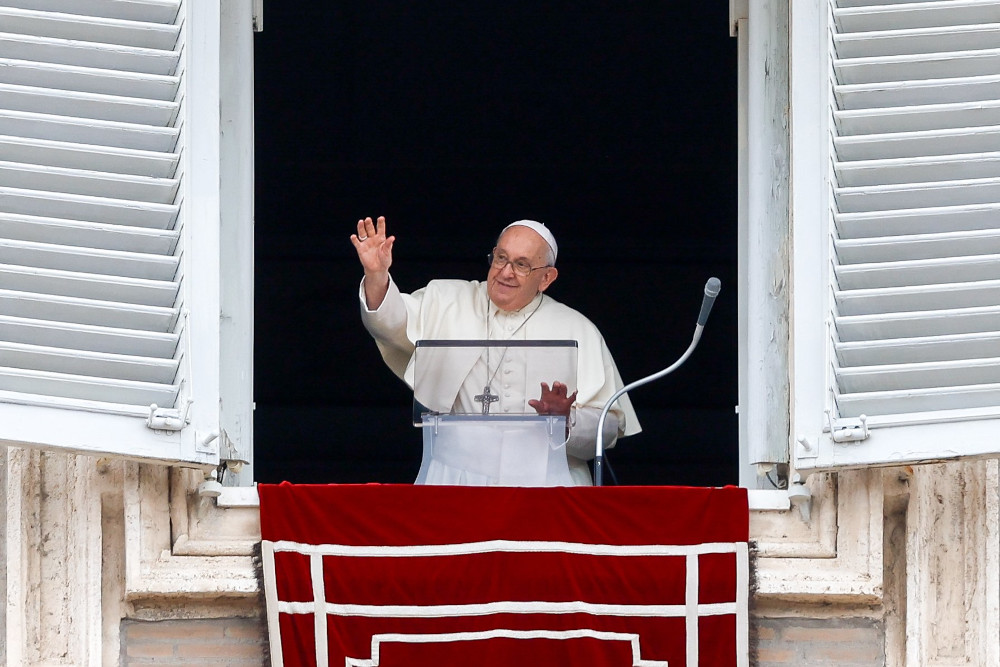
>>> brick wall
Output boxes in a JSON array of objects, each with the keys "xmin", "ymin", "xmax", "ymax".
[
  {"xmin": 120, "ymin": 618, "xmax": 268, "ymax": 666},
  {"xmin": 121, "ymin": 615, "xmax": 882, "ymax": 666},
  {"xmin": 754, "ymin": 617, "xmax": 884, "ymax": 666}
]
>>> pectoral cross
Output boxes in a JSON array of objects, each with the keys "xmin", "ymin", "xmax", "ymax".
[{"xmin": 474, "ymin": 385, "xmax": 499, "ymax": 414}]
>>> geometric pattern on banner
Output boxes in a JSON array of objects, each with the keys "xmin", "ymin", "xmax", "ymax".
[{"xmin": 259, "ymin": 484, "xmax": 750, "ymax": 666}]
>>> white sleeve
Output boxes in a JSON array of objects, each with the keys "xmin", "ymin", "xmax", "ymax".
[
  {"xmin": 358, "ymin": 275, "xmax": 415, "ymax": 380},
  {"xmin": 564, "ymin": 406, "xmax": 619, "ymax": 461}
]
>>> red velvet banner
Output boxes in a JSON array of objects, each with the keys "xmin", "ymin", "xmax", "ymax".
[{"xmin": 259, "ymin": 484, "xmax": 749, "ymax": 666}]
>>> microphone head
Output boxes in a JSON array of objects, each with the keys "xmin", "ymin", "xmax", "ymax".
[{"xmin": 704, "ymin": 277, "xmax": 721, "ymax": 298}]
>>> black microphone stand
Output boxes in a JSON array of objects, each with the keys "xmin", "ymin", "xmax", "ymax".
[{"xmin": 594, "ymin": 278, "xmax": 721, "ymax": 486}]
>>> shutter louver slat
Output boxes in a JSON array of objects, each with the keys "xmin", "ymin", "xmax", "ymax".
[
  {"xmin": 1, "ymin": 0, "xmax": 180, "ymax": 24},
  {"xmin": 834, "ymin": 2, "xmax": 1000, "ymax": 33},
  {"xmin": 0, "ymin": 340, "xmax": 177, "ymax": 382},
  {"xmin": 835, "ymin": 152, "xmax": 1000, "ymax": 187},
  {"xmin": 836, "ymin": 76, "xmax": 1000, "ymax": 110},
  {"xmin": 0, "ymin": 135, "xmax": 179, "ymax": 177},
  {"xmin": 0, "ymin": 239, "xmax": 179, "ymax": 280},
  {"xmin": 836, "ymin": 178, "xmax": 1000, "ymax": 213},
  {"xmin": 836, "ymin": 306, "xmax": 1000, "ymax": 340},
  {"xmin": 0, "ymin": 314, "xmax": 178, "ymax": 357},
  {"xmin": 0, "ymin": 82, "xmax": 179, "ymax": 125},
  {"xmin": 0, "ymin": 8, "xmax": 180, "ymax": 50},
  {"xmin": 0, "ymin": 163, "xmax": 180, "ymax": 202},
  {"xmin": 835, "ymin": 281, "xmax": 1000, "ymax": 315},
  {"xmin": 0, "ymin": 212, "xmax": 179, "ymax": 254},
  {"xmin": 836, "ymin": 101, "xmax": 1000, "ymax": 135},
  {"xmin": 0, "ymin": 265, "xmax": 178, "ymax": 306},
  {"xmin": 836, "ymin": 126, "xmax": 1000, "ymax": 161},
  {"xmin": 0, "ymin": 57, "xmax": 180, "ymax": 99},
  {"xmin": 0, "ymin": 290, "xmax": 178, "ymax": 330},
  {"xmin": 835, "ymin": 48, "xmax": 1000, "ymax": 84},
  {"xmin": 836, "ymin": 254, "xmax": 1000, "ymax": 289},
  {"xmin": 0, "ymin": 187, "xmax": 178, "ymax": 227},
  {"xmin": 837, "ymin": 331, "xmax": 1000, "ymax": 365},
  {"xmin": 0, "ymin": 111, "xmax": 178, "ymax": 152},
  {"xmin": 835, "ymin": 23, "xmax": 1000, "ymax": 59},
  {"xmin": 836, "ymin": 384, "xmax": 1000, "ymax": 416},
  {"xmin": 0, "ymin": 31, "xmax": 180, "ymax": 74},
  {"xmin": 838, "ymin": 357, "xmax": 1000, "ymax": 393},
  {"xmin": 836, "ymin": 229, "xmax": 1000, "ymax": 263},
  {"xmin": 835, "ymin": 203, "xmax": 1000, "ymax": 238},
  {"xmin": 0, "ymin": 0, "xmax": 185, "ymax": 410},
  {"xmin": 0, "ymin": 365, "xmax": 177, "ymax": 405}
]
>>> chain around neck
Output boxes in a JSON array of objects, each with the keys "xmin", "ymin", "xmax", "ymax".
[{"xmin": 484, "ymin": 292, "xmax": 545, "ymax": 390}]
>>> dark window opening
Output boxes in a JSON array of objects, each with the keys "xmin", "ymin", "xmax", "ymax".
[{"xmin": 253, "ymin": 3, "xmax": 738, "ymax": 486}]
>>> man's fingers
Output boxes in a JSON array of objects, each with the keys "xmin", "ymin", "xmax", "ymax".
[
  {"xmin": 540, "ymin": 382, "xmax": 576, "ymax": 398},
  {"xmin": 376, "ymin": 216, "xmax": 386, "ymax": 237},
  {"xmin": 363, "ymin": 216, "xmax": 377, "ymax": 238},
  {"xmin": 528, "ymin": 399, "xmax": 549, "ymax": 414}
]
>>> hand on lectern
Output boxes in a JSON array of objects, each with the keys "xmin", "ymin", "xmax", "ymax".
[{"xmin": 528, "ymin": 381, "xmax": 578, "ymax": 417}]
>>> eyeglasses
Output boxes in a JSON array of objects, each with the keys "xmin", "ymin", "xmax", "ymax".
[{"xmin": 488, "ymin": 249, "xmax": 552, "ymax": 277}]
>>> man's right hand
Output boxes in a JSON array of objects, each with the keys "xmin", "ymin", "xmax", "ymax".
[{"xmin": 352, "ymin": 216, "xmax": 395, "ymax": 309}]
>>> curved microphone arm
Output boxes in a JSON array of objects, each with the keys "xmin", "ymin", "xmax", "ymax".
[{"xmin": 593, "ymin": 277, "xmax": 720, "ymax": 487}]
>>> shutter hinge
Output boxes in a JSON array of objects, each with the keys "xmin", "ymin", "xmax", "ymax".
[
  {"xmin": 824, "ymin": 410, "xmax": 869, "ymax": 443},
  {"xmin": 146, "ymin": 400, "xmax": 192, "ymax": 432}
]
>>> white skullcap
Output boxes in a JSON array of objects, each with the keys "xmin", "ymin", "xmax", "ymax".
[{"xmin": 502, "ymin": 219, "xmax": 558, "ymax": 263}]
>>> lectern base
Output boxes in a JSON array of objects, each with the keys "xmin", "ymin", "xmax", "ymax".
[{"xmin": 416, "ymin": 414, "xmax": 573, "ymax": 486}]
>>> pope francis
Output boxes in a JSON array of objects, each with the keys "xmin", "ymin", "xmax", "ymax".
[{"xmin": 353, "ymin": 215, "xmax": 640, "ymax": 485}]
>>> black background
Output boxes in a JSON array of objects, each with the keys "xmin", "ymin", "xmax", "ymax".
[{"xmin": 252, "ymin": 3, "xmax": 739, "ymax": 486}]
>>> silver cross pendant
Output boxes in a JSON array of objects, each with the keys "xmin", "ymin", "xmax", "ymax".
[{"xmin": 474, "ymin": 385, "xmax": 500, "ymax": 414}]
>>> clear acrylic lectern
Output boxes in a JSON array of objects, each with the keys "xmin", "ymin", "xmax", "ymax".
[{"xmin": 412, "ymin": 340, "xmax": 578, "ymax": 486}]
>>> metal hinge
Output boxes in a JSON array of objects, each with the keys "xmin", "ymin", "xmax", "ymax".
[
  {"xmin": 825, "ymin": 411, "xmax": 870, "ymax": 443},
  {"xmin": 146, "ymin": 400, "xmax": 191, "ymax": 432}
]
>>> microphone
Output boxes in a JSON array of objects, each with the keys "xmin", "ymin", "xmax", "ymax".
[
  {"xmin": 697, "ymin": 277, "xmax": 721, "ymax": 327},
  {"xmin": 594, "ymin": 277, "xmax": 722, "ymax": 486}
]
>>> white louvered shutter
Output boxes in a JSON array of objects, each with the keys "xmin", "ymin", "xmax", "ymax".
[
  {"xmin": 0, "ymin": 0, "xmax": 233, "ymax": 465},
  {"xmin": 792, "ymin": 0, "xmax": 1000, "ymax": 470}
]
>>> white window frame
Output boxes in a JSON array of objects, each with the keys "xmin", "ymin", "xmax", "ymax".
[
  {"xmin": 734, "ymin": 0, "xmax": 794, "ymax": 491},
  {"xmin": 218, "ymin": 0, "xmax": 256, "ymax": 485}
]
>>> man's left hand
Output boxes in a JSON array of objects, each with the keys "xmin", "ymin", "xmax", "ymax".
[{"xmin": 528, "ymin": 381, "xmax": 578, "ymax": 417}]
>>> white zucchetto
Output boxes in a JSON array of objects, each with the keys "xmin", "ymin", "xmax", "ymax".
[{"xmin": 502, "ymin": 220, "xmax": 558, "ymax": 263}]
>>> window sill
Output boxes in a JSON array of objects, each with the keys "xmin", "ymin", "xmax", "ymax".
[{"xmin": 218, "ymin": 484, "xmax": 260, "ymax": 508}]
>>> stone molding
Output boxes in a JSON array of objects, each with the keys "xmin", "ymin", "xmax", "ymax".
[{"xmin": 753, "ymin": 469, "xmax": 884, "ymax": 602}]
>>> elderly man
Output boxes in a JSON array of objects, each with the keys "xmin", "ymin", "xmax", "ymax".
[{"xmin": 354, "ymin": 215, "xmax": 640, "ymax": 485}]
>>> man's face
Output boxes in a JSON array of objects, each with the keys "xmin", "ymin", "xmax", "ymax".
[{"xmin": 487, "ymin": 226, "xmax": 558, "ymax": 311}]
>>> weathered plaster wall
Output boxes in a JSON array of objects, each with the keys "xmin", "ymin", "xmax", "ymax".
[{"xmin": 3, "ymin": 447, "xmax": 260, "ymax": 665}]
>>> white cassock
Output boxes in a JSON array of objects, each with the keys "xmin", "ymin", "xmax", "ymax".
[{"xmin": 359, "ymin": 276, "xmax": 641, "ymax": 485}]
